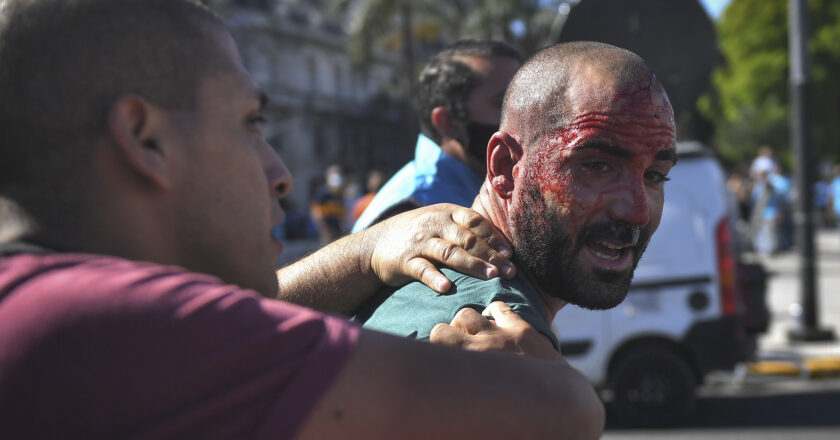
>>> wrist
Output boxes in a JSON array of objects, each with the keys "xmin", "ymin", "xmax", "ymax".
[{"xmin": 355, "ymin": 226, "xmax": 381, "ymax": 286}]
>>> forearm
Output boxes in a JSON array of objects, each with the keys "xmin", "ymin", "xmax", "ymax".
[
  {"xmin": 296, "ymin": 330, "xmax": 604, "ymax": 439},
  {"xmin": 276, "ymin": 230, "xmax": 379, "ymax": 315},
  {"xmin": 276, "ymin": 204, "xmax": 515, "ymax": 316}
]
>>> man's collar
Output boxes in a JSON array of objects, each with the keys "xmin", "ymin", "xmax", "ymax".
[{"xmin": 414, "ymin": 134, "xmax": 483, "ymax": 184}]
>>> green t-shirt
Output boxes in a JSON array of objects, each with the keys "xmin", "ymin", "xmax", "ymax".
[{"xmin": 354, "ymin": 268, "xmax": 560, "ymax": 350}]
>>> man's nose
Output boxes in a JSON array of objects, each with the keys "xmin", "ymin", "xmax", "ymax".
[
  {"xmin": 605, "ymin": 177, "xmax": 649, "ymax": 227},
  {"xmin": 262, "ymin": 143, "xmax": 293, "ymax": 199}
]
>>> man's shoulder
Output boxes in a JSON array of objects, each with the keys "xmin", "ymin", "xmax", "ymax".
[
  {"xmin": 0, "ymin": 252, "xmax": 219, "ymax": 302},
  {"xmin": 378, "ymin": 268, "xmax": 516, "ymax": 300},
  {"xmin": 356, "ymin": 267, "xmax": 559, "ymax": 349},
  {"xmin": 0, "ymin": 253, "xmax": 360, "ymax": 439},
  {"xmin": 0, "ymin": 252, "xmax": 282, "ymax": 331}
]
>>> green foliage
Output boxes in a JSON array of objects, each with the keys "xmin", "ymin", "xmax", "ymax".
[{"xmin": 701, "ymin": 0, "xmax": 840, "ymax": 164}]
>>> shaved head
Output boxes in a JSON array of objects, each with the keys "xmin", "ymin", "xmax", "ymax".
[
  {"xmin": 501, "ymin": 41, "xmax": 667, "ymax": 147},
  {"xmin": 484, "ymin": 41, "xmax": 676, "ymax": 311}
]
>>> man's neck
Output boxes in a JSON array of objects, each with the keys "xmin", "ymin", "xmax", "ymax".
[
  {"xmin": 471, "ymin": 183, "xmax": 567, "ymax": 320},
  {"xmin": 0, "ymin": 189, "xmax": 167, "ymax": 263},
  {"xmin": 439, "ymin": 138, "xmax": 485, "ymax": 176}
]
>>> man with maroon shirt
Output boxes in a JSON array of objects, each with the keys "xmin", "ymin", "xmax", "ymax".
[{"xmin": 0, "ymin": 1, "xmax": 603, "ymax": 439}]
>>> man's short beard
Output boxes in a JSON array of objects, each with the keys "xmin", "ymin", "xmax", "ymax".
[{"xmin": 509, "ymin": 186, "xmax": 651, "ymax": 310}]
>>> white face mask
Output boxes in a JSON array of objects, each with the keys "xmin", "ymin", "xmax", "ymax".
[{"xmin": 327, "ymin": 173, "xmax": 344, "ymax": 189}]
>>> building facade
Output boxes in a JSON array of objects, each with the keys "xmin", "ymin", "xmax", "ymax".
[{"xmin": 211, "ymin": 1, "xmax": 416, "ymax": 219}]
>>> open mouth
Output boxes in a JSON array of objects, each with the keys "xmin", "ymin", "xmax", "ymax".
[{"xmin": 584, "ymin": 240, "xmax": 634, "ymax": 271}]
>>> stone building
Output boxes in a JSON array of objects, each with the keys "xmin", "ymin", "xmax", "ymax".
[{"xmin": 209, "ymin": 1, "xmax": 416, "ymax": 226}]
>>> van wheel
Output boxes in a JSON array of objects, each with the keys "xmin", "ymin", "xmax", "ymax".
[{"xmin": 609, "ymin": 346, "xmax": 696, "ymax": 427}]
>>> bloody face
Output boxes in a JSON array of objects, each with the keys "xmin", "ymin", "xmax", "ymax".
[{"xmin": 508, "ymin": 73, "xmax": 676, "ymax": 310}]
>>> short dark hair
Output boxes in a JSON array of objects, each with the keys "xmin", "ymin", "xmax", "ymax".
[
  {"xmin": 0, "ymin": 0, "xmax": 227, "ymax": 188},
  {"xmin": 417, "ymin": 40, "xmax": 522, "ymax": 144},
  {"xmin": 502, "ymin": 41, "xmax": 655, "ymax": 147}
]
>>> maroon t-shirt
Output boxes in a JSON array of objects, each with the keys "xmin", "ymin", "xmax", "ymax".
[{"xmin": 0, "ymin": 252, "xmax": 360, "ymax": 439}]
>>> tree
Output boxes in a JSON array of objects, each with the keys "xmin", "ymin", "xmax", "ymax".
[
  {"xmin": 698, "ymin": 0, "xmax": 840, "ymax": 165},
  {"xmin": 331, "ymin": 0, "xmax": 566, "ymax": 102}
]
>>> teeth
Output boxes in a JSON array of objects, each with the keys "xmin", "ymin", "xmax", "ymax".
[
  {"xmin": 596, "ymin": 241, "xmax": 625, "ymax": 250},
  {"xmin": 592, "ymin": 249, "xmax": 621, "ymax": 260}
]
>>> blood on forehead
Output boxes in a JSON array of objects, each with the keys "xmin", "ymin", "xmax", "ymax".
[
  {"xmin": 538, "ymin": 75, "xmax": 676, "ymax": 158},
  {"xmin": 518, "ymin": 80, "xmax": 676, "ymax": 208}
]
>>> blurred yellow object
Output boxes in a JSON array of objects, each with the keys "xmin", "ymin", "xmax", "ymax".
[
  {"xmin": 746, "ymin": 361, "xmax": 801, "ymax": 376},
  {"xmin": 804, "ymin": 357, "xmax": 840, "ymax": 378}
]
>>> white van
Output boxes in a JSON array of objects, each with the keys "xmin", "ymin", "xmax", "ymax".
[{"xmin": 552, "ymin": 141, "xmax": 768, "ymax": 426}]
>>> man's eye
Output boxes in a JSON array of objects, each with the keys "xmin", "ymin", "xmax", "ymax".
[
  {"xmin": 248, "ymin": 114, "xmax": 267, "ymax": 133},
  {"xmin": 581, "ymin": 161, "xmax": 612, "ymax": 174},
  {"xmin": 249, "ymin": 114, "xmax": 267, "ymax": 126},
  {"xmin": 645, "ymin": 170, "xmax": 671, "ymax": 184}
]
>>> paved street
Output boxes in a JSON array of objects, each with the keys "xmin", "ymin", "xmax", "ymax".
[
  {"xmin": 604, "ymin": 228, "xmax": 840, "ymax": 438},
  {"xmin": 757, "ymin": 228, "xmax": 840, "ymax": 360}
]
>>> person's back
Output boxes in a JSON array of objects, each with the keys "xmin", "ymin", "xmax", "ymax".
[{"xmin": 0, "ymin": 248, "xmax": 357, "ymax": 438}]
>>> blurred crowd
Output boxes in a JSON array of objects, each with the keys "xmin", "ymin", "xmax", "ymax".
[
  {"xmin": 727, "ymin": 146, "xmax": 840, "ymax": 255},
  {"xmin": 276, "ymin": 164, "xmax": 385, "ymax": 244},
  {"xmin": 288, "ymin": 147, "xmax": 840, "ymax": 256}
]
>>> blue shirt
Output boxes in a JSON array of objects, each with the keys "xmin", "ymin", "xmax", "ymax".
[
  {"xmin": 831, "ymin": 177, "xmax": 840, "ymax": 216},
  {"xmin": 352, "ymin": 134, "xmax": 484, "ymax": 232}
]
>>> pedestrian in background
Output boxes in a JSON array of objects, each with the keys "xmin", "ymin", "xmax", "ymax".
[
  {"xmin": 310, "ymin": 164, "xmax": 347, "ymax": 244},
  {"xmin": 353, "ymin": 40, "xmax": 522, "ymax": 232},
  {"xmin": 831, "ymin": 165, "xmax": 840, "ymax": 233},
  {"xmin": 351, "ymin": 170, "xmax": 385, "ymax": 223},
  {"xmin": 751, "ymin": 171, "xmax": 782, "ymax": 254}
]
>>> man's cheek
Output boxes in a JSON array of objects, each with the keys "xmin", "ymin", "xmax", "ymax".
[{"xmin": 647, "ymin": 202, "xmax": 665, "ymax": 235}]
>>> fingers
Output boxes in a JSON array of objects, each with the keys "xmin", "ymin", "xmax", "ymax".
[
  {"xmin": 482, "ymin": 301, "xmax": 527, "ymax": 330},
  {"xmin": 405, "ymin": 257, "xmax": 452, "ymax": 293},
  {"xmin": 482, "ymin": 302, "xmax": 564, "ymax": 362},
  {"xmin": 366, "ymin": 204, "xmax": 516, "ymax": 292},
  {"xmin": 431, "ymin": 304, "xmax": 563, "ymax": 361},
  {"xmin": 428, "ymin": 308, "xmax": 494, "ymax": 349},
  {"xmin": 425, "ymin": 237, "xmax": 500, "ymax": 281},
  {"xmin": 449, "ymin": 307, "xmax": 496, "ymax": 334},
  {"xmin": 451, "ymin": 207, "xmax": 513, "ymax": 258},
  {"xmin": 429, "ymin": 323, "xmax": 466, "ymax": 347},
  {"xmin": 437, "ymin": 208, "xmax": 516, "ymax": 280}
]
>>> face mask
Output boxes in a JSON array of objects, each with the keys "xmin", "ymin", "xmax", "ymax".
[
  {"xmin": 327, "ymin": 173, "xmax": 343, "ymax": 189},
  {"xmin": 463, "ymin": 120, "xmax": 499, "ymax": 167}
]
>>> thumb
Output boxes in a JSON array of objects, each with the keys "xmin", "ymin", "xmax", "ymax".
[{"xmin": 481, "ymin": 301, "xmax": 527, "ymax": 330}]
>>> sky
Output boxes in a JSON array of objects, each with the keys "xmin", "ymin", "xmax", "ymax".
[{"xmin": 700, "ymin": 0, "xmax": 732, "ymax": 18}]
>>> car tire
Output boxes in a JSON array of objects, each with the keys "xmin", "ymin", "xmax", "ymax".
[{"xmin": 609, "ymin": 345, "xmax": 697, "ymax": 427}]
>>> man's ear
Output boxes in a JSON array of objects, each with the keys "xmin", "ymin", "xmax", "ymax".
[
  {"xmin": 487, "ymin": 132, "xmax": 522, "ymax": 199},
  {"xmin": 430, "ymin": 106, "xmax": 462, "ymax": 141},
  {"xmin": 107, "ymin": 95, "xmax": 172, "ymax": 191}
]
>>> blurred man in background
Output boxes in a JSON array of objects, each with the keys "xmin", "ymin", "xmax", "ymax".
[
  {"xmin": 352, "ymin": 40, "xmax": 522, "ymax": 232},
  {"xmin": 351, "ymin": 169, "xmax": 385, "ymax": 223},
  {"xmin": 310, "ymin": 164, "xmax": 348, "ymax": 244}
]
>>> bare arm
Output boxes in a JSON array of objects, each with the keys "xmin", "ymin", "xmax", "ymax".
[
  {"xmin": 294, "ymin": 315, "xmax": 604, "ymax": 439},
  {"xmin": 276, "ymin": 204, "xmax": 515, "ymax": 316}
]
